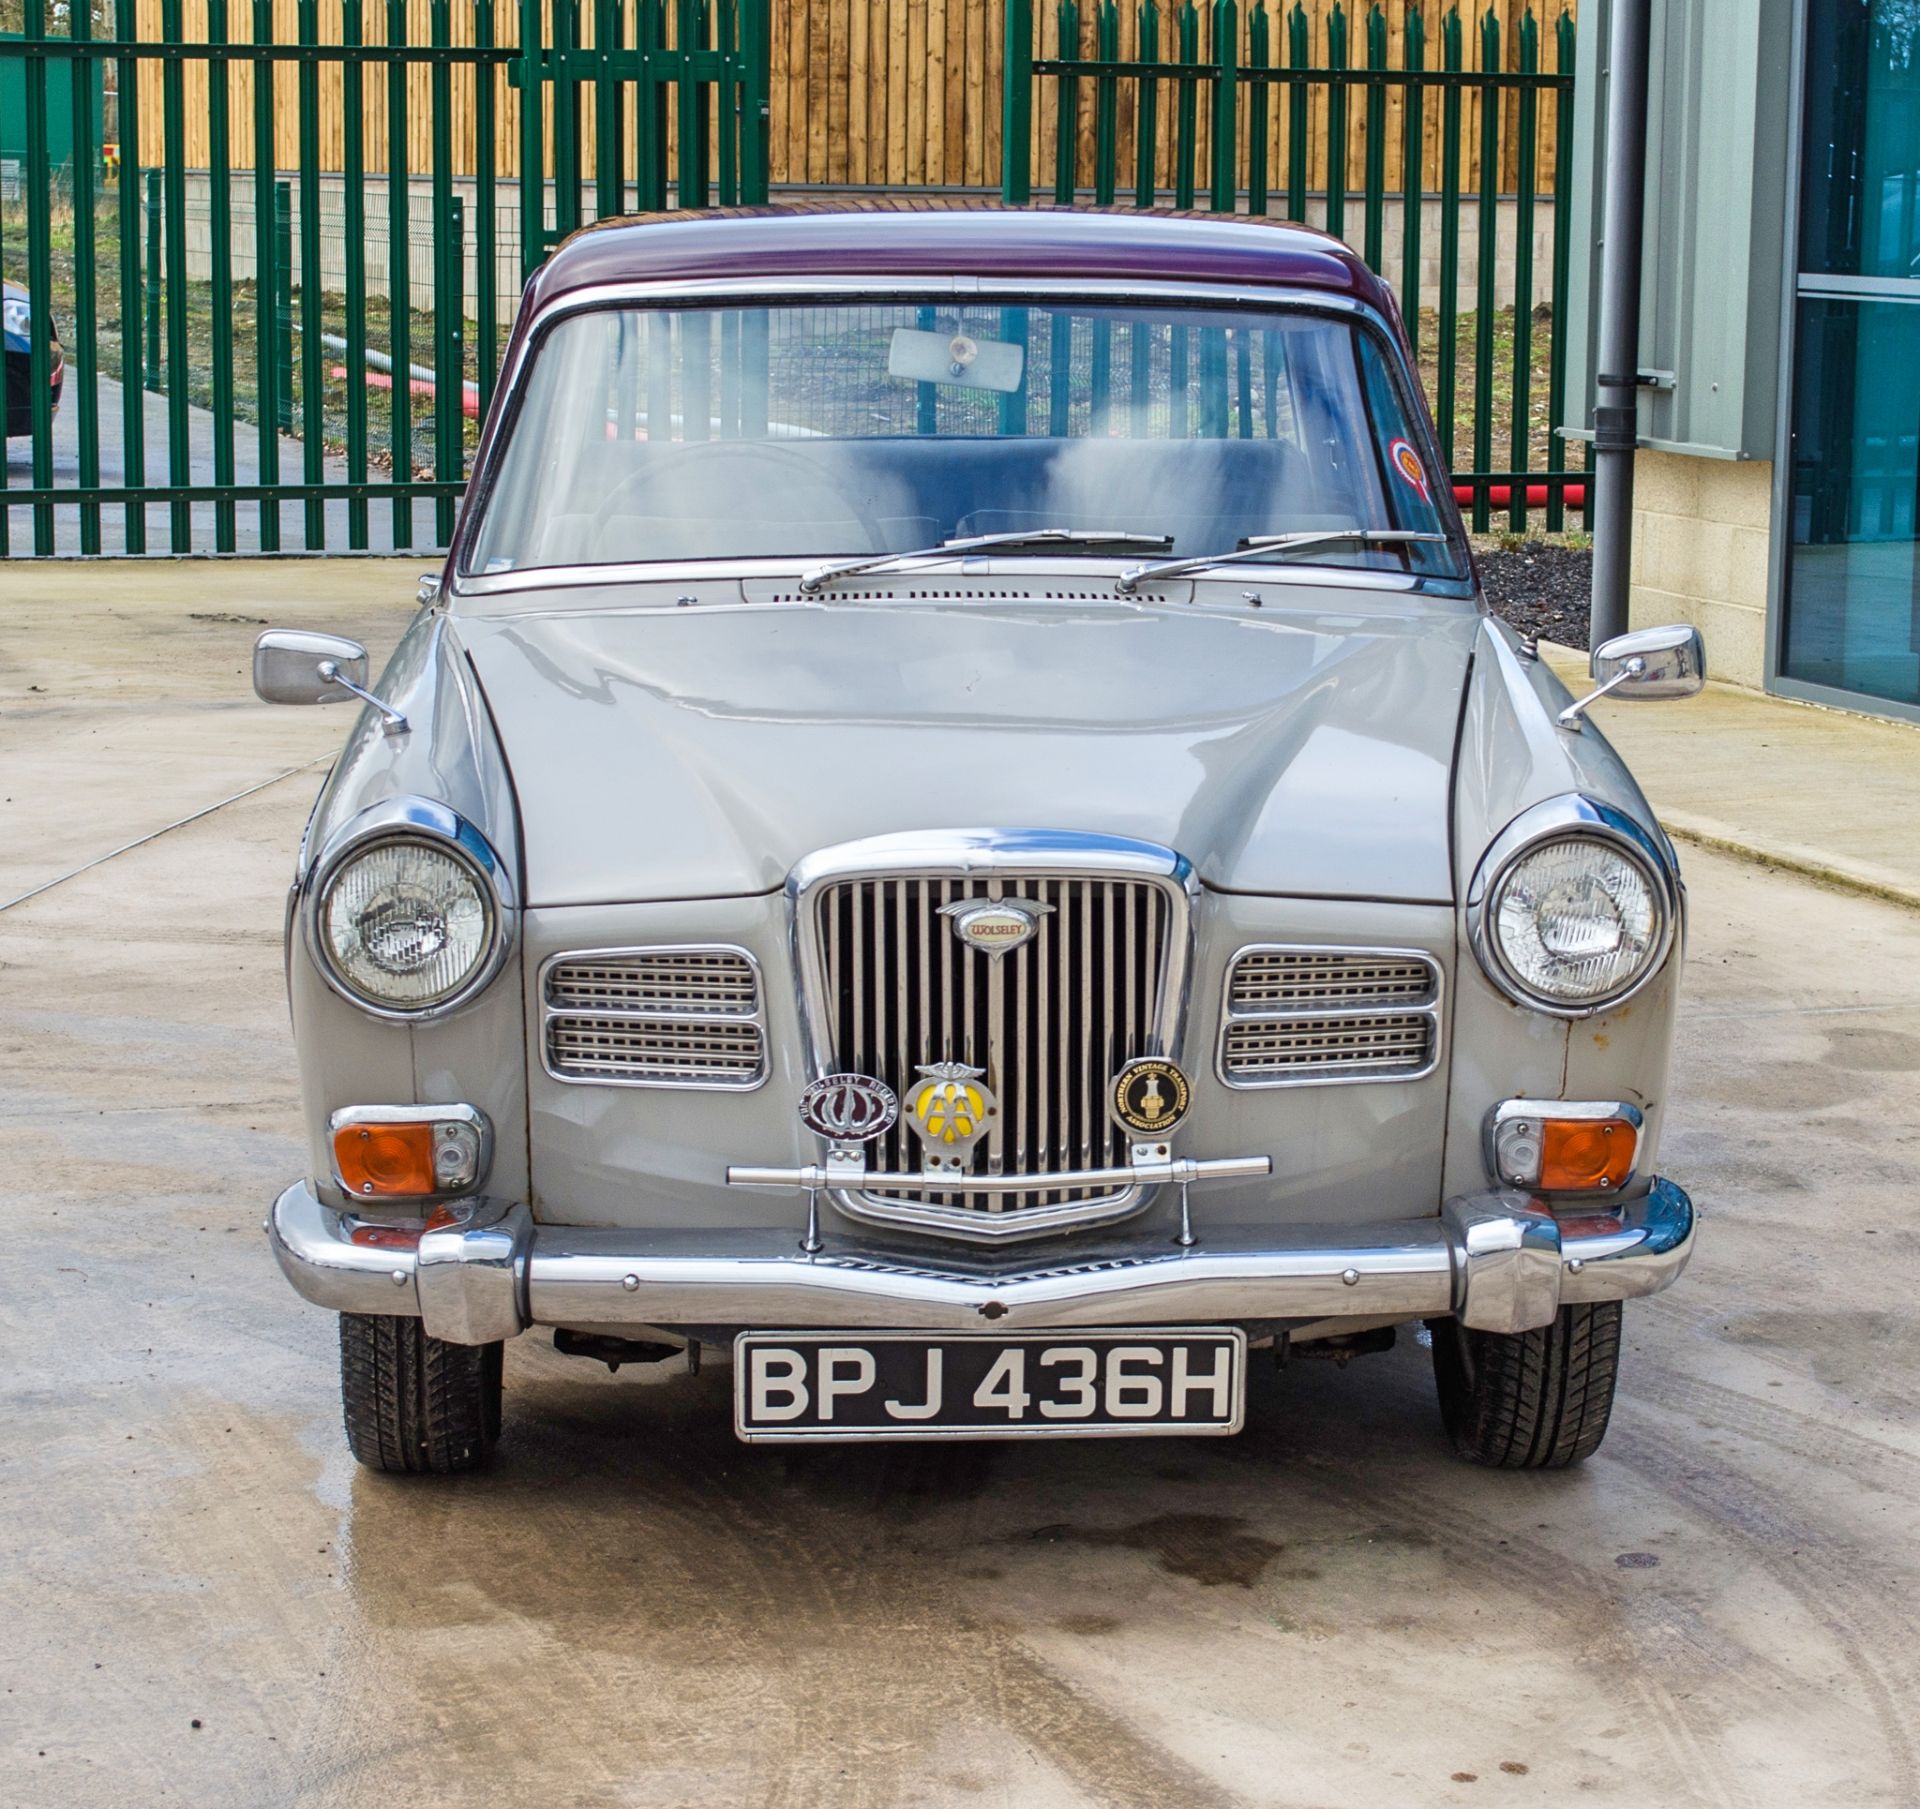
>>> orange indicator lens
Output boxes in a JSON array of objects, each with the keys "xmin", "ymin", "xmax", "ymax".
[
  {"xmin": 334, "ymin": 1121, "xmax": 437, "ymax": 1197},
  {"xmin": 1539, "ymin": 1117, "xmax": 1637, "ymax": 1192}
]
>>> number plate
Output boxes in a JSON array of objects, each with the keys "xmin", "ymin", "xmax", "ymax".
[{"xmin": 733, "ymin": 1329, "xmax": 1246, "ymax": 1442}]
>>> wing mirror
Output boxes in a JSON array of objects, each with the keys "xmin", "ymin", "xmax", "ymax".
[
  {"xmin": 253, "ymin": 629, "xmax": 408, "ymax": 734},
  {"xmin": 1558, "ymin": 624, "xmax": 1705, "ymax": 732}
]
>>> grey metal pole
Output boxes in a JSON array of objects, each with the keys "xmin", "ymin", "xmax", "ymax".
[{"xmin": 1588, "ymin": 0, "xmax": 1653, "ymax": 660}]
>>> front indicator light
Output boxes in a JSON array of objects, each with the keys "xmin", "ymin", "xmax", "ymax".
[
  {"xmin": 330, "ymin": 1105, "xmax": 489, "ymax": 1198},
  {"xmin": 1488, "ymin": 1100, "xmax": 1642, "ymax": 1194}
]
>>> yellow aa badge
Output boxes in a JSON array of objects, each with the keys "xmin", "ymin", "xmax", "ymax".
[{"xmin": 903, "ymin": 1061, "xmax": 997, "ymax": 1164}]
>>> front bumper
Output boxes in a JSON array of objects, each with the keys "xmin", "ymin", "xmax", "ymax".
[{"xmin": 265, "ymin": 1178, "xmax": 1696, "ymax": 1347}]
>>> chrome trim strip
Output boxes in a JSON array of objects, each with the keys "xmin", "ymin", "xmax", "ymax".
[
  {"xmin": 1215, "ymin": 943, "xmax": 1445, "ymax": 1089},
  {"xmin": 537, "ymin": 944, "xmax": 769, "ymax": 1092},
  {"xmin": 301, "ymin": 795, "xmax": 516, "ymax": 1024},
  {"xmin": 788, "ymin": 830, "xmax": 1199, "ymax": 1242},
  {"xmin": 265, "ymin": 1177, "xmax": 1695, "ymax": 1337},
  {"xmin": 1464, "ymin": 794, "xmax": 1681, "ymax": 1020},
  {"xmin": 1482, "ymin": 1097, "xmax": 1645, "ymax": 1193}
]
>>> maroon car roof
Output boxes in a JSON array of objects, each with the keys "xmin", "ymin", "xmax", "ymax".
[{"xmin": 523, "ymin": 199, "xmax": 1397, "ymax": 315}]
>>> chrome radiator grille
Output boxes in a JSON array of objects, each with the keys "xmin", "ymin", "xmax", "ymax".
[
  {"xmin": 1220, "ymin": 946, "xmax": 1441, "ymax": 1085},
  {"xmin": 812, "ymin": 874, "xmax": 1179, "ymax": 1218},
  {"xmin": 542, "ymin": 948, "xmax": 767, "ymax": 1088}
]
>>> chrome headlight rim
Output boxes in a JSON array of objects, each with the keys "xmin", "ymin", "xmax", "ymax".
[
  {"xmin": 1467, "ymin": 795, "xmax": 1678, "ymax": 1019},
  {"xmin": 303, "ymin": 798, "xmax": 515, "ymax": 1021}
]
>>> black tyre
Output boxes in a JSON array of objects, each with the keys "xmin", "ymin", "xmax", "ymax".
[
  {"xmin": 1428, "ymin": 1301, "xmax": 1622, "ymax": 1469},
  {"xmin": 339, "ymin": 1312, "xmax": 503, "ymax": 1475}
]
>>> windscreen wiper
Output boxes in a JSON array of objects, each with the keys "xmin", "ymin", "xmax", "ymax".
[
  {"xmin": 1113, "ymin": 529, "xmax": 1450, "ymax": 595},
  {"xmin": 798, "ymin": 529, "xmax": 1175, "ymax": 595}
]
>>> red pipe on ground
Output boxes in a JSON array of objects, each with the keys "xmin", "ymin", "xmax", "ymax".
[
  {"xmin": 1453, "ymin": 483, "xmax": 1588, "ymax": 511},
  {"xmin": 329, "ymin": 365, "xmax": 481, "ymax": 419}
]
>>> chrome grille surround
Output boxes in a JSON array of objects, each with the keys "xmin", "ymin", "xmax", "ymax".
[
  {"xmin": 540, "ymin": 946, "xmax": 768, "ymax": 1089},
  {"xmin": 1218, "ymin": 945, "xmax": 1443, "ymax": 1087},
  {"xmin": 791, "ymin": 830, "xmax": 1196, "ymax": 1242}
]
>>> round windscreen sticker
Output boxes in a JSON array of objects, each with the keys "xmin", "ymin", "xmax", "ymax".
[{"xmin": 1390, "ymin": 437, "xmax": 1432, "ymax": 504}]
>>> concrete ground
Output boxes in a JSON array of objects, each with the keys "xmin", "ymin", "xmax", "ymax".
[{"xmin": 5, "ymin": 563, "xmax": 1920, "ymax": 1808}]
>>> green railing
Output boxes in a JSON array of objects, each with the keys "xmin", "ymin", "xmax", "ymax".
[
  {"xmin": 0, "ymin": 0, "xmax": 768, "ymax": 556},
  {"xmin": 1003, "ymin": 0, "xmax": 1587, "ymax": 531}
]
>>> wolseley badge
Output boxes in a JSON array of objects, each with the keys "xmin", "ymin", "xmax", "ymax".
[
  {"xmin": 1111, "ymin": 1058, "xmax": 1192, "ymax": 1137},
  {"xmin": 939, "ymin": 897, "xmax": 1053, "ymax": 957},
  {"xmin": 798, "ymin": 1074, "xmax": 897, "ymax": 1142}
]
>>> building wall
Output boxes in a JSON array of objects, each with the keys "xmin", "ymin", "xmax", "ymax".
[{"xmin": 1629, "ymin": 449, "xmax": 1773, "ymax": 690}]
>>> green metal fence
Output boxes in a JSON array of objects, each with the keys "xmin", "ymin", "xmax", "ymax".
[
  {"xmin": 1003, "ymin": 0, "xmax": 1588, "ymax": 532},
  {"xmin": 0, "ymin": 0, "xmax": 768, "ymax": 556}
]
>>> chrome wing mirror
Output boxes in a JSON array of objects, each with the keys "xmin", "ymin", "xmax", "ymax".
[
  {"xmin": 1558, "ymin": 624, "xmax": 1705, "ymax": 732},
  {"xmin": 252, "ymin": 629, "xmax": 408, "ymax": 734}
]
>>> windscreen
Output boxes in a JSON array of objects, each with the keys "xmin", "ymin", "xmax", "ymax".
[{"xmin": 466, "ymin": 299, "xmax": 1462, "ymax": 579}]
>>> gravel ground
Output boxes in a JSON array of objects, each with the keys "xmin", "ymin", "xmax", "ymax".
[{"xmin": 1477, "ymin": 541, "xmax": 1593, "ymax": 650}]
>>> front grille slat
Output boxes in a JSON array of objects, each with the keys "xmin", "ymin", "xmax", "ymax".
[
  {"xmin": 544, "ymin": 947, "xmax": 766, "ymax": 1089},
  {"xmin": 814, "ymin": 871, "xmax": 1178, "ymax": 1220},
  {"xmin": 1220, "ymin": 946, "xmax": 1440, "ymax": 1086}
]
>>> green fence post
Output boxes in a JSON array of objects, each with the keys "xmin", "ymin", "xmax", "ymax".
[
  {"xmin": 1510, "ymin": 7, "xmax": 1539, "ymax": 534},
  {"xmin": 673, "ymin": 0, "xmax": 700, "ymax": 207},
  {"xmin": 518, "ymin": 0, "xmax": 548, "ymax": 277},
  {"xmin": 1472, "ymin": 6, "xmax": 1499, "ymax": 533},
  {"xmin": 342, "ymin": 0, "xmax": 369, "ymax": 550},
  {"xmin": 160, "ymin": 0, "xmax": 192, "ymax": 550},
  {"xmin": 115, "ymin": 0, "xmax": 147, "ymax": 552},
  {"xmin": 1209, "ymin": 0, "xmax": 1237, "ymax": 214},
  {"xmin": 144, "ymin": 169, "xmax": 162, "ymax": 392},
  {"xmin": 739, "ymin": 0, "xmax": 772, "ymax": 204},
  {"xmin": 208, "ymin": 0, "xmax": 237, "ymax": 551},
  {"xmin": 70, "ymin": 0, "xmax": 103, "ymax": 555},
  {"xmin": 475, "ymin": 0, "xmax": 499, "ymax": 416},
  {"xmin": 1054, "ymin": 0, "xmax": 1080, "ymax": 205},
  {"xmin": 1547, "ymin": 7, "xmax": 1575, "ymax": 532},
  {"xmin": 1436, "ymin": 7, "xmax": 1461, "ymax": 472},
  {"xmin": 439, "ymin": 193, "xmax": 464, "ymax": 544},
  {"xmin": 22, "ymin": 0, "xmax": 56, "ymax": 552},
  {"xmin": 274, "ymin": 181, "xmax": 294, "ymax": 436},
  {"xmin": 252, "ymin": 0, "xmax": 280, "ymax": 550},
  {"xmin": 1094, "ymin": 0, "xmax": 1119, "ymax": 206},
  {"xmin": 1246, "ymin": 2, "xmax": 1269, "ymax": 216},
  {"xmin": 1134, "ymin": 1, "xmax": 1159, "ymax": 208},
  {"xmin": 1401, "ymin": 6, "xmax": 1424, "ymax": 358},
  {"xmin": 1324, "ymin": 1, "xmax": 1347, "ymax": 242},
  {"xmin": 295, "ymin": 0, "xmax": 324, "ymax": 548},
  {"xmin": 1284, "ymin": 2, "xmax": 1306, "ymax": 222},
  {"xmin": 1362, "ymin": 3, "xmax": 1385, "ymax": 269},
  {"xmin": 1174, "ymin": 0, "xmax": 1198, "ymax": 210},
  {"xmin": 432, "ymin": 0, "xmax": 455, "ymax": 542},
  {"xmin": 389, "ymin": 0, "xmax": 414, "ymax": 545},
  {"xmin": 1003, "ymin": 0, "xmax": 1034, "ymax": 203},
  {"xmin": 594, "ymin": 0, "xmax": 624, "ymax": 217}
]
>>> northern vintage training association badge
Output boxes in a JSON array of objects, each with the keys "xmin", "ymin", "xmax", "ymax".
[{"xmin": 1110, "ymin": 1058, "xmax": 1192, "ymax": 1137}]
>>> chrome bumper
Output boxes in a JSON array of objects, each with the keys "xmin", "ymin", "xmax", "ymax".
[{"xmin": 265, "ymin": 1178, "xmax": 1695, "ymax": 1346}]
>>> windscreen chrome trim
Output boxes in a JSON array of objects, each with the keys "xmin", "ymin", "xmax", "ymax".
[{"xmin": 449, "ymin": 275, "xmax": 1468, "ymax": 594}]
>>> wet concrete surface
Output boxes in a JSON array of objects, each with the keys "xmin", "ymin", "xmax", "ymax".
[{"xmin": 4, "ymin": 573, "xmax": 1920, "ymax": 1807}]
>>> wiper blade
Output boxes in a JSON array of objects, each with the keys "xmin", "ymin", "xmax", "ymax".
[
  {"xmin": 798, "ymin": 529, "xmax": 1174, "ymax": 595},
  {"xmin": 1113, "ymin": 528, "xmax": 1450, "ymax": 594}
]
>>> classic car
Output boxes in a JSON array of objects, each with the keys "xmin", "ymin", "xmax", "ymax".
[
  {"xmin": 256, "ymin": 202, "xmax": 1701, "ymax": 1476},
  {"xmin": 3, "ymin": 279, "xmax": 64, "ymax": 439}
]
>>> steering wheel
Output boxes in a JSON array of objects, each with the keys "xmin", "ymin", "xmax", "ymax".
[{"xmin": 587, "ymin": 438, "xmax": 892, "ymax": 557}]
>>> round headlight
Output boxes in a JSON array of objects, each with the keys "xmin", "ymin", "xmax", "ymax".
[
  {"xmin": 318, "ymin": 837, "xmax": 494, "ymax": 1011},
  {"xmin": 1487, "ymin": 836, "xmax": 1663, "ymax": 1008}
]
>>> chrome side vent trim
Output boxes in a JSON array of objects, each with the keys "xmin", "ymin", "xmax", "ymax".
[
  {"xmin": 1219, "ymin": 945, "xmax": 1442, "ymax": 1087},
  {"xmin": 542, "ymin": 947, "xmax": 768, "ymax": 1090}
]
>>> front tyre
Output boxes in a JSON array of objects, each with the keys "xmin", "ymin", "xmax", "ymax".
[
  {"xmin": 1428, "ymin": 1302, "xmax": 1621, "ymax": 1469},
  {"xmin": 339, "ymin": 1312, "xmax": 503, "ymax": 1474}
]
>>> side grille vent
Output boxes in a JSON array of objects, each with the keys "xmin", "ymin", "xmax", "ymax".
[
  {"xmin": 1220, "ymin": 946, "xmax": 1441, "ymax": 1086},
  {"xmin": 542, "ymin": 948, "xmax": 767, "ymax": 1089}
]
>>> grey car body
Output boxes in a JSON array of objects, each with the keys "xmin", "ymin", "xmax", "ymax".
[{"xmin": 261, "ymin": 205, "xmax": 1699, "ymax": 1472}]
